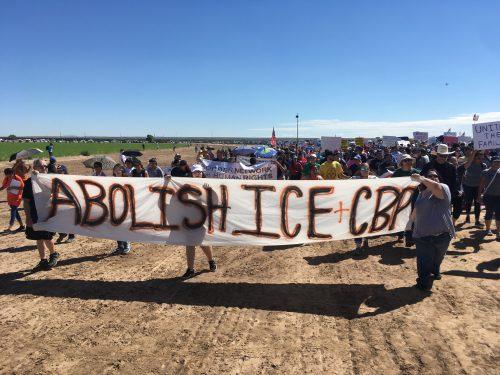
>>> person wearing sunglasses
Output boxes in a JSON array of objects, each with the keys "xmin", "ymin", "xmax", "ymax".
[{"xmin": 409, "ymin": 169, "xmax": 455, "ymax": 291}]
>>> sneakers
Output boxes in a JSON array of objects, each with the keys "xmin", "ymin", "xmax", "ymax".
[
  {"xmin": 475, "ymin": 221, "xmax": 483, "ymax": 228},
  {"xmin": 66, "ymin": 235, "xmax": 76, "ymax": 243},
  {"xmin": 48, "ymin": 252, "xmax": 60, "ymax": 268},
  {"xmin": 209, "ymin": 260, "xmax": 217, "ymax": 272},
  {"xmin": 433, "ymin": 273, "xmax": 442, "ymax": 280},
  {"xmin": 181, "ymin": 268, "xmax": 195, "ymax": 279},
  {"xmin": 32, "ymin": 259, "xmax": 50, "ymax": 271},
  {"xmin": 485, "ymin": 230, "xmax": 494, "ymax": 236},
  {"xmin": 15, "ymin": 225, "xmax": 25, "ymax": 232},
  {"xmin": 56, "ymin": 233, "xmax": 67, "ymax": 243},
  {"xmin": 121, "ymin": 246, "xmax": 131, "ymax": 254}
]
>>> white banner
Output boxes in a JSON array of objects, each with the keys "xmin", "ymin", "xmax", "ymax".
[
  {"xmin": 200, "ymin": 159, "xmax": 277, "ymax": 180},
  {"xmin": 413, "ymin": 131, "xmax": 428, "ymax": 143},
  {"xmin": 31, "ymin": 174, "xmax": 417, "ymax": 246},
  {"xmin": 321, "ymin": 136, "xmax": 342, "ymax": 152},
  {"xmin": 472, "ymin": 121, "xmax": 500, "ymax": 150}
]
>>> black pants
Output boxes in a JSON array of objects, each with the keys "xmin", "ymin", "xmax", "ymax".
[
  {"xmin": 451, "ymin": 195, "xmax": 462, "ymax": 220},
  {"xmin": 463, "ymin": 185, "xmax": 480, "ymax": 220}
]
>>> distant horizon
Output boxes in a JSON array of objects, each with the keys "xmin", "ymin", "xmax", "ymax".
[{"xmin": 1, "ymin": 2, "xmax": 499, "ymax": 138}]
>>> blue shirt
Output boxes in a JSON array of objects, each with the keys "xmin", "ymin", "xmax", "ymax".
[{"xmin": 413, "ymin": 184, "xmax": 455, "ymax": 238}]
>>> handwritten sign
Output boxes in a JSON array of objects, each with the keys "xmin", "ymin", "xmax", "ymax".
[
  {"xmin": 472, "ymin": 121, "xmax": 500, "ymax": 150},
  {"xmin": 413, "ymin": 131, "xmax": 428, "ymax": 143},
  {"xmin": 31, "ymin": 174, "xmax": 417, "ymax": 246},
  {"xmin": 321, "ymin": 136, "xmax": 342, "ymax": 152}
]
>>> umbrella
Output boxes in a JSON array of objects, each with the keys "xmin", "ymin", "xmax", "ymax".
[
  {"xmin": 233, "ymin": 146, "xmax": 256, "ymax": 156},
  {"xmin": 122, "ymin": 150, "xmax": 143, "ymax": 157},
  {"xmin": 83, "ymin": 156, "xmax": 117, "ymax": 169},
  {"xmin": 9, "ymin": 148, "xmax": 43, "ymax": 162},
  {"xmin": 254, "ymin": 146, "xmax": 277, "ymax": 158}
]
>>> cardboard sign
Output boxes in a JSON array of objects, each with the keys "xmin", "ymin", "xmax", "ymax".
[
  {"xmin": 382, "ymin": 136, "xmax": 399, "ymax": 147},
  {"xmin": 472, "ymin": 121, "xmax": 500, "ymax": 150},
  {"xmin": 321, "ymin": 136, "xmax": 342, "ymax": 152},
  {"xmin": 31, "ymin": 174, "xmax": 417, "ymax": 246}
]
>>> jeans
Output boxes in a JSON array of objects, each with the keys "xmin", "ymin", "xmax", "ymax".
[
  {"xmin": 117, "ymin": 241, "xmax": 130, "ymax": 249},
  {"xmin": 414, "ymin": 232, "xmax": 451, "ymax": 287},
  {"xmin": 463, "ymin": 185, "xmax": 480, "ymax": 220},
  {"xmin": 9, "ymin": 205, "xmax": 22, "ymax": 227}
]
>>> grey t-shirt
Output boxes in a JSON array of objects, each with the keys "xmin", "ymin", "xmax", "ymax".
[
  {"xmin": 481, "ymin": 168, "xmax": 500, "ymax": 196},
  {"xmin": 463, "ymin": 162, "xmax": 485, "ymax": 187},
  {"xmin": 413, "ymin": 184, "xmax": 455, "ymax": 238}
]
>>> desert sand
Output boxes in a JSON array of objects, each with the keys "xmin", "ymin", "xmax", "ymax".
[{"xmin": 0, "ymin": 146, "xmax": 498, "ymax": 374}]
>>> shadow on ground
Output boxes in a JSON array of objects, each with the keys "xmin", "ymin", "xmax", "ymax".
[
  {"xmin": 304, "ymin": 240, "xmax": 415, "ymax": 266},
  {"xmin": 0, "ymin": 277, "xmax": 429, "ymax": 319},
  {"xmin": 452, "ymin": 230, "xmax": 497, "ymax": 253},
  {"xmin": 0, "ymin": 245, "xmax": 37, "ymax": 254}
]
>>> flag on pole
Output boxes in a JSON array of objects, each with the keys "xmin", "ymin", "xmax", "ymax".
[
  {"xmin": 270, "ymin": 126, "xmax": 277, "ymax": 147},
  {"xmin": 472, "ymin": 113, "xmax": 479, "ymax": 122}
]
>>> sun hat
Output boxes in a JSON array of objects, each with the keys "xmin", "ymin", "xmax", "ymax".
[
  {"xmin": 309, "ymin": 153, "xmax": 317, "ymax": 158},
  {"xmin": 191, "ymin": 164, "xmax": 204, "ymax": 173},
  {"xmin": 353, "ymin": 155, "xmax": 362, "ymax": 161},
  {"xmin": 435, "ymin": 144, "xmax": 453, "ymax": 155},
  {"xmin": 457, "ymin": 156, "xmax": 467, "ymax": 165}
]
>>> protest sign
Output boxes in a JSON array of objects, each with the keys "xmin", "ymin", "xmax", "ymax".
[
  {"xmin": 31, "ymin": 174, "xmax": 417, "ymax": 246},
  {"xmin": 443, "ymin": 136, "xmax": 458, "ymax": 147},
  {"xmin": 201, "ymin": 159, "xmax": 277, "ymax": 180},
  {"xmin": 472, "ymin": 121, "xmax": 500, "ymax": 150},
  {"xmin": 341, "ymin": 139, "xmax": 349, "ymax": 150},
  {"xmin": 382, "ymin": 136, "xmax": 399, "ymax": 147},
  {"xmin": 413, "ymin": 132, "xmax": 428, "ymax": 143},
  {"xmin": 321, "ymin": 136, "xmax": 342, "ymax": 152},
  {"xmin": 443, "ymin": 131, "xmax": 457, "ymax": 137},
  {"xmin": 355, "ymin": 137, "xmax": 364, "ymax": 147}
]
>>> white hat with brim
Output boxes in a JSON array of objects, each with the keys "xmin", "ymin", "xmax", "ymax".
[{"xmin": 436, "ymin": 144, "xmax": 453, "ymax": 155}]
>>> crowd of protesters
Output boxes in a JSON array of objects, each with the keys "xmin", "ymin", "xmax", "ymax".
[{"xmin": 1, "ymin": 139, "xmax": 498, "ymax": 291}]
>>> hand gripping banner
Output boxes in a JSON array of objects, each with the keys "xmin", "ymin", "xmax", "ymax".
[{"xmin": 31, "ymin": 174, "xmax": 417, "ymax": 246}]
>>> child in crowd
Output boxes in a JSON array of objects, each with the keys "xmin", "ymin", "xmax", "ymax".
[{"xmin": 1, "ymin": 168, "xmax": 25, "ymax": 232}]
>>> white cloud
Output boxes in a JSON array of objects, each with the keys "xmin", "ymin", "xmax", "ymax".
[{"xmin": 249, "ymin": 112, "xmax": 500, "ymax": 138}]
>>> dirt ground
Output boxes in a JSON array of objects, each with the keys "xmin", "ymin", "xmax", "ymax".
[{"xmin": 0, "ymin": 147, "xmax": 498, "ymax": 374}]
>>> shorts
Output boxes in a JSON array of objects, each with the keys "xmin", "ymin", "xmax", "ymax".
[{"xmin": 25, "ymin": 226, "xmax": 54, "ymax": 241}]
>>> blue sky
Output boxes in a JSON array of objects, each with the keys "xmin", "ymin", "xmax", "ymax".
[{"xmin": 1, "ymin": 0, "xmax": 499, "ymax": 138}]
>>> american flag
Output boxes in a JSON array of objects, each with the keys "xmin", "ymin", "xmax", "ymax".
[
  {"xmin": 270, "ymin": 126, "xmax": 276, "ymax": 147},
  {"xmin": 472, "ymin": 113, "xmax": 479, "ymax": 122}
]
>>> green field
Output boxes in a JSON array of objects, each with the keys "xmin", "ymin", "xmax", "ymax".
[{"xmin": 0, "ymin": 142, "xmax": 183, "ymax": 161}]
